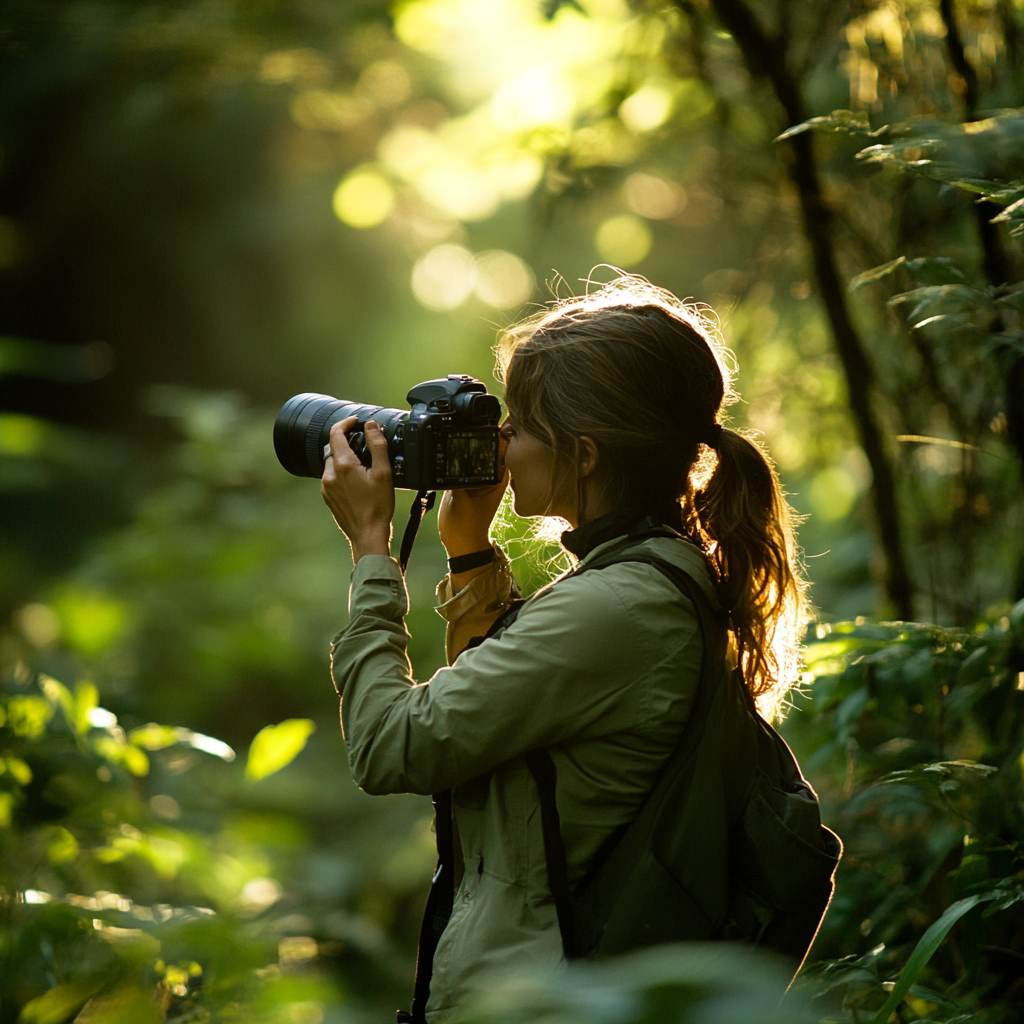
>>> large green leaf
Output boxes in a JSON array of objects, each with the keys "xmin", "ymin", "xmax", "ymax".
[
  {"xmin": 246, "ymin": 719, "xmax": 316, "ymax": 782},
  {"xmin": 850, "ymin": 256, "xmax": 967, "ymax": 290},
  {"xmin": 880, "ymin": 760, "xmax": 998, "ymax": 791},
  {"xmin": 775, "ymin": 108, "xmax": 878, "ymax": 141},
  {"xmin": 870, "ymin": 895, "xmax": 995, "ymax": 1024},
  {"xmin": 18, "ymin": 980, "xmax": 103, "ymax": 1024}
]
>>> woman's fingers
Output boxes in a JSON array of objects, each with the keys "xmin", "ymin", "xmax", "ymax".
[
  {"xmin": 321, "ymin": 415, "xmax": 395, "ymax": 560},
  {"xmin": 328, "ymin": 416, "xmax": 366, "ymax": 471},
  {"xmin": 365, "ymin": 421, "xmax": 391, "ymax": 480}
]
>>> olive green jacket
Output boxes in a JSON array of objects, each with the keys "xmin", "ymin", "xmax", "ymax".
[{"xmin": 330, "ymin": 527, "xmax": 717, "ymax": 1020}]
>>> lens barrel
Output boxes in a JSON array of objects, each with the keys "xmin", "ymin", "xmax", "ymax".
[{"xmin": 274, "ymin": 393, "xmax": 399, "ymax": 478}]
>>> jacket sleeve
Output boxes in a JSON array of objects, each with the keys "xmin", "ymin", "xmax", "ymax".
[
  {"xmin": 435, "ymin": 544, "xmax": 516, "ymax": 665},
  {"xmin": 330, "ymin": 553, "xmax": 698, "ymax": 797}
]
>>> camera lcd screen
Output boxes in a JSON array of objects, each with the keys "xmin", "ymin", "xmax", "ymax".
[{"xmin": 443, "ymin": 431, "xmax": 497, "ymax": 483}]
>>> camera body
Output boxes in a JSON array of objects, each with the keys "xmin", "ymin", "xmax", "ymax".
[{"xmin": 274, "ymin": 375, "xmax": 502, "ymax": 491}]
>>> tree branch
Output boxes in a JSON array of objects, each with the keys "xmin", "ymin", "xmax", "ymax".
[{"xmin": 701, "ymin": 0, "xmax": 914, "ymax": 618}]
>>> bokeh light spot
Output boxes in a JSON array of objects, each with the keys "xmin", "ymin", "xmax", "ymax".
[
  {"xmin": 239, "ymin": 877, "xmax": 282, "ymax": 916},
  {"xmin": 150, "ymin": 794, "xmax": 181, "ymax": 820},
  {"xmin": 359, "ymin": 60, "xmax": 412, "ymax": 107},
  {"xmin": 488, "ymin": 154, "xmax": 544, "ymax": 201},
  {"xmin": 0, "ymin": 414, "xmax": 44, "ymax": 456},
  {"xmin": 474, "ymin": 251, "xmax": 534, "ymax": 308},
  {"xmin": 18, "ymin": 603, "xmax": 60, "ymax": 647},
  {"xmin": 332, "ymin": 170, "xmax": 396, "ymax": 229},
  {"xmin": 419, "ymin": 164, "xmax": 499, "ymax": 221},
  {"xmin": 595, "ymin": 215, "xmax": 652, "ymax": 266},
  {"xmin": 412, "ymin": 244, "xmax": 477, "ymax": 310},
  {"xmin": 619, "ymin": 83, "xmax": 674, "ymax": 133},
  {"xmin": 393, "ymin": 0, "xmax": 456, "ymax": 58},
  {"xmin": 491, "ymin": 68, "xmax": 575, "ymax": 130},
  {"xmin": 291, "ymin": 91, "xmax": 373, "ymax": 132},
  {"xmin": 259, "ymin": 49, "xmax": 332, "ymax": 87},
  {"xmin": 378, "ymin": 125, "xmax": 443, "ymax": 180},
  {"xmin": 623, "ymin": 173, "xmax": 686, "ymax": 220},
  {"xmin": 279, "ymin": 935, "xmax": 319, "ymax": 965}
]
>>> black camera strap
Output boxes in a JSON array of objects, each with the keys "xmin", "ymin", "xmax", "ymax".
[{"xmin": 399, "ymin": 489, "xmax": 436, "ymax": 574}]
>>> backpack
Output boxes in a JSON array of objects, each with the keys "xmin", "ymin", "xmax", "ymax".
[
  {"xmin": 523, "ymin": 540, "xmax": 842, "ymax": 972},
  {"xmin": 399, "ymin": 527, "xmax": 841, "ymax": 1023}
]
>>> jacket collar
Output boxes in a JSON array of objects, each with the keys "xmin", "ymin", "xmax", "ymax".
[{"xmin": 561, "ymin": 504, "xmax": 685, "ymax": 561}]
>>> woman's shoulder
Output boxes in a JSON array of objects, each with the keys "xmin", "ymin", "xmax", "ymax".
[{"xmin": 516, "ymin": 536, "xmax": 709, "ymax": 637}]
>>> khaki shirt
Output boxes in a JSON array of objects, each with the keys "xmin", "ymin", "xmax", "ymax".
[{"xmin": 331, "ymin": 528, "xmax": 716, "ymax": 1020}]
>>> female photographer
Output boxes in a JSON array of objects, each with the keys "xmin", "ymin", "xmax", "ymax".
[{"xmin": 322, "ymin": 276, "xmax": 808, "ymax": 1022}]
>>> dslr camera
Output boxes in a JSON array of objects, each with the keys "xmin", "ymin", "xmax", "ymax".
[{"xmin": 274, "ymin": 375, "xmax": 502, "ymax": 491}]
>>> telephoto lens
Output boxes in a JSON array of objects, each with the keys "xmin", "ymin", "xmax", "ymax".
[
  {"xmin": 273, "ymin": 394, "xmax": 404, "ymax": 479},
  {"xmin": 273, "ymin": 375, "xmax": 502, "ymax": 492}
]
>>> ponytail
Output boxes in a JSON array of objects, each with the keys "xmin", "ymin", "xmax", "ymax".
[{"xmin": 688, "ymin": 428, "xmax": 807, "ymax": 721}]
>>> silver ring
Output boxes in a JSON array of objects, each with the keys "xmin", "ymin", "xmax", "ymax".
[{"xmin": 323, "ymin": 443, "xmax": 332, "ymax": 461}]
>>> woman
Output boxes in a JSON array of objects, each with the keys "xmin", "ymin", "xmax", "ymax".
[{"xmin": 322, "ymin": 276, "xmax": 807, "ymax": 1021}]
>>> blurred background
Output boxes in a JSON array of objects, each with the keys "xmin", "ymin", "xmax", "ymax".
[{"xmin": 1, "ymin": 1, "xmax": 1023, "ymax": 1022}]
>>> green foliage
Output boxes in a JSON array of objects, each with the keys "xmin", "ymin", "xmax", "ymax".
[
  {"xmin": 868, "ymin": 895, "xmax": 998, "ymax": 1024},
  {"xmin": 435, "ymin": 604, "xmax": 1024, "ymax": 1024},
  {"xmin": 0, "ymin": 673, "xmax": 267, "ymax": 1020},
  {"xmin": 453, "ymin": 943, "xmax": 808, "ymax": 1024},
  {"xmin": 776, "ymin": 109, "xmax": 882, "ymax": 141},
  {"xmin": 2, "ymin": 0, "xmax": 1024, "ymax": 1020},
  {"xmin": 246, "ymin": 720, "xmax": 316, "ymax": 783},
  {"xmin": 2, "ymin": 394, "xmax": 440, "ymax": 1020},
  {"xmin": 781, "ymin": 605, "xmax": 1024, "ymax": 1023},
  {"xmin": 0, "ymin": 666, "xmax": 378, "ymax": 1022}
]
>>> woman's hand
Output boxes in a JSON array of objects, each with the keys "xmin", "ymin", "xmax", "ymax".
[
  {"xmin": 437, "ymin": 433, "xmax": 509, "ymax": 559},
  {"xmin": 321, "ymin": 416, "xmax": 395, "ymax": 562}
]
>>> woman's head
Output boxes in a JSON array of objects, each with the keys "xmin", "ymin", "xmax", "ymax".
[
  {"xmin": 495, "ymin": 275, "xmax": 808, "ymax": 719},
  {"xmin": 498, "ymin": 277, "xmax": 731, "ymax": 520}
]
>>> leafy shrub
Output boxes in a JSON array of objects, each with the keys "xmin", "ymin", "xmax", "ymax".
[
  {"xmin": 0, "ymin": 671, "xmax": 342, "ymax": 1023},
  {"xmin": 783, "ymin": 603, "xmax": 1024, "ymax": 1022}
]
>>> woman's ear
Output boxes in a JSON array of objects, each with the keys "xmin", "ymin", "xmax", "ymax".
[{"xmin": 578, "ymin": 436, "xmax": 600, "ymax": 479}]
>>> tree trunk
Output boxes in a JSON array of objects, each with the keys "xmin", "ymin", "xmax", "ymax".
[
  {"xmin": 699, "ymin": 0, "xmax": 915, "ymax": 619},
  {"xmin": 939, "ymin": 0, "xmax": 1024, "ymax": 598}
]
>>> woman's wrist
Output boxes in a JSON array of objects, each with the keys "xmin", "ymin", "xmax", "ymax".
[
  {"xmin": 442, "ymin": 537, "xmax": 492, "ymax": 560},
  {"xmin": 349, "ymin": 528, "xmax": 392, "ymax": 562}
]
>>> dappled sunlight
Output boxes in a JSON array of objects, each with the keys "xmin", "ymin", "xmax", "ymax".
[
  {"xmin": 411, "ymin": 245, "xmax": 535, "ymax": 310},
  {"xmin": 491, "ymin": 67, "xmax": 576, "ymax": 131}
]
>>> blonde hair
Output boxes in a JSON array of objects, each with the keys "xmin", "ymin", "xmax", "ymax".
[{"xmin": 495, "ymin": 275, "xmax": 808, "ymax": 720}]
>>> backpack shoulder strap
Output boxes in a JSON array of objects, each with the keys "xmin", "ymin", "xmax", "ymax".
[
  {"xmin": 526, "ymin": 546, "xmax": 726, "ymax": 960},
  {"xmin": 523, "ymin": 747, "xmax": 577, "ymax": 957}
]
